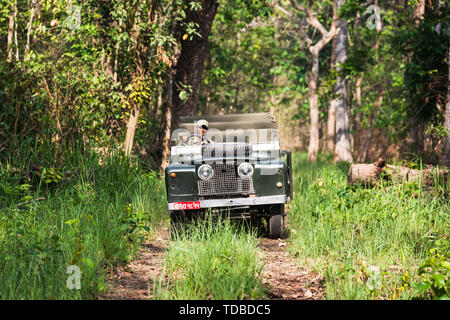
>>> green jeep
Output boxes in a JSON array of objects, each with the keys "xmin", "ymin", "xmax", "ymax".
[{"xmin": 164, "ymin": 113, "xmax": 293, "ymax": 238}]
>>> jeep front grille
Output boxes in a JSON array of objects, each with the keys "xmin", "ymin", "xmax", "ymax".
[{"xmin": 198, "ymin": 163, "xmax": 254, "ymax": 196}]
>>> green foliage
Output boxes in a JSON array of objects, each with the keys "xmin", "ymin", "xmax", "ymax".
[
  {"xmin": 411, "ymin": 238, "xmax": 450, "ymax": 300},
  {"xmin": 153, "ymin": 217, "xmax": 266, "ymax": 300},
  {"xmin": 218, "ymin": 0, "xmax": 272, "ymax": 25},
  {"xmin": 202, "ymin": 1, "xmax": 279, "ymax": 114},
  {"xmin": 0, "ymin": 148, "xmax": 166, "ymax": 299},
  {"xmin": 0, "ymin": 0, "xmax": 192, "ymax": 167},
  {"xmin": 288, "ymin": 152, "xmax": 450, "ymax": 300},
  {"xmin": 394, "ymin": 5, "xmax": 449, "ymax": 124},
  {"xmin": 0, "ymin": 0, "xmax": 449, "ymax": 300}
]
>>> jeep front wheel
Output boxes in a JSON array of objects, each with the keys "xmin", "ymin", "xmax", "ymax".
[{"xmin": 268, "ymin": 214, "xmax": 283, "ymax": 239}]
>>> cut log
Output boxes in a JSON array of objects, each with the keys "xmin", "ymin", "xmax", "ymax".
[{"xmin": 348, "ymin": 157, "xmax": 449, "ymax": 187}]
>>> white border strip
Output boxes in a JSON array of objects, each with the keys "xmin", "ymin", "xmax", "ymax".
[{"xmin": 168, "ymin": 195, "xmax": 286, "ymax": 211}]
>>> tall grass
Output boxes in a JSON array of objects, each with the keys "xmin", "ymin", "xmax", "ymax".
[
  {"xmin": 288, "ymin": 153, "xmax": 449, "ymax": 299},
  {"xmin": 153, "ymin": 217, "xmax": 266, "ymax": 300},
  {"xmin": 0, "ymin": 147, "xmax": 166, "ymax": 299}
]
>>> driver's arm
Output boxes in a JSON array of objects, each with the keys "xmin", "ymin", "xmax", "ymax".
[{"xmin": 201, "ymin": 136, "xmax": 211, "ymax": 144}]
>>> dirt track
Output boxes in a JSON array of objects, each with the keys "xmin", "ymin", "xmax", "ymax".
[
  {"xmin": 259, "ymin": 236, "xmax": 324, "ymax": 299},
  {"xmin": 100, "ymin": 223, "xmax": 325, "ymax": 300},
  {"xmin": 99, "ymin": 226, "xmax": 170, "ymax": 300}
]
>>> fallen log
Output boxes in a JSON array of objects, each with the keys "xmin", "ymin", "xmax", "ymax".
[{"xmin": 348, "ymin": 157, "xmax": 449, "ymax": 187}]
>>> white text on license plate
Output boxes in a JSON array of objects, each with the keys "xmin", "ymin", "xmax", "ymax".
[{"xmin": 173, "ymin": 201, "xmax": 201, "ymax": 210}]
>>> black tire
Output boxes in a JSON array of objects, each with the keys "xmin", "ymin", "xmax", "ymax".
[{"xmin": 268, "ymin": 214, "xmax": 283, "ymax": 239}]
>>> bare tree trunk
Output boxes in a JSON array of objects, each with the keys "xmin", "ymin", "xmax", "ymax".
[
  {"xmin": 440, "ymin": 48, "xmax": 450, "ymax": 167},
  {"xmin": 123, "ymin": 107, "xmax": 140, "ymax": 155},
  {"xmin": 405, "ymin": 0, "xmax": 426, "ymax": 153},
  {"xmin": 113, "ymin": 20, "xmax": 123, "ymax": 82},
  {"xmin": 291, "ymin": 0, "xmax": 339, "ymax": 162},
  {"xmin": 160, "ymin": 70, "xmax": 174, "ymax": 171},
  {"xmin": 333, "ymin": 0, "xmax": 353, "ymax": 163},
  {"xmin": 327, "ymin": 37, "xmax": 337, "ymax": 153},
  {"xmin": 158, "ymin": 0, "xmax": 219, "ymax": 168},
  {"xmin": 156, "ymin": 18, "xmax": 180, "ymax": 170},
  {"xmin": 308, "ymin": 53, "xmax": 320, "ymax": 162},
  {"xmin": 353, "ymin": 73, "xmax": 364, "ymax": 154},
  {"xmin": 352, "ymin": 10, "xmax": 363, "ymax": 157},
  {"xmin": 415, "ymin": 122, "xmax": 426, "ymax": 152},
  {"xmin": 355, "ymin": 75, "xmax": 363, "ymax": 117},
  {"xmin": 414, "ymin": 0, "xmax": 425, "ymax": 25},
  {"xmin": 326, "ymin": 99, "xmax": 336, "ymax": 153},
  {"xmin": 171, "ymin": 0, "xmax": 219, "ymax": 126},
  {"xmin": 7, "ymin": 1, "xmax": 16, "ymax": 62},
  {"xmin": 13, "ymin": 2, "xmax": 19, "ymax": 61},
  {"xmin": 153, "ymin": 87, "xmax": 163, "ymax": 117},
  {"xmin": 26, "ymin": 0, "xmax": 39, "ymax": 55},
  {"xmin": 160, "ymin": 107, "xmax": 172, "ymax": 170}
]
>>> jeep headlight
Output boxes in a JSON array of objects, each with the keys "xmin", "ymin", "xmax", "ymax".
[
  {"xmin": 237, "ymin": 162, "xmax": 254, "ymax": 178},
  {"xmin": 198, "ymin": 164, "xmax": 214, "ymax": 180}
]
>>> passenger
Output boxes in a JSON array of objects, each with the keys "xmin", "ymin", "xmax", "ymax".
[{"xmin": 184, "ymin": 119, "xmax": 211, "ymax": 145}]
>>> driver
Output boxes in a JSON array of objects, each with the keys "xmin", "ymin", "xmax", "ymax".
[{"xmin": 184, "ymin": 119, "xmax": 211, "ymax": 145}]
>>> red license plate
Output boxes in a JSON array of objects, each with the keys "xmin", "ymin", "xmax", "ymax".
[{"xmin": 172, "ymin": 201, "xmax": 201, "ymax": 210}]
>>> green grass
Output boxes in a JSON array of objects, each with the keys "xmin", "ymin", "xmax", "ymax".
[
  {"xmin": 287, "ymin": 153, "xmax": 449, "ymax": 299},
  {"xmin": 0, "ymin": 149, "xmax": 167, "ymax": 299},
  {"xmin": 153, "ymin": 217, "xmax": 266, "ymax": 300},
  {"xmin": 2, "ymin": 147, "xmax": 447, "ymax": 300}
]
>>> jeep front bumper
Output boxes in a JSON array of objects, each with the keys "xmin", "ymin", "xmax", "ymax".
[{"xmin": 168, "ymin": 195, "xmax": 287, "ymax": 211}]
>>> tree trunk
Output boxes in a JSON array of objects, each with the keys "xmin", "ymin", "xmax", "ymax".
[
  {"xmin": 403, "ymin": 0, "xmax": 427, "ymax": 154},
  {"xmin": 352, "ymin": 10, "xmax": 363, "ymax": 158},
  {"xmin": 7, "ymin": 1, "xmax": 16, "ymax": 62},
  {"xmin": 155, "ymin": 1, "xmax": 218, "ymax": 170},
  {"xmin": 13, "ymin": 1, "xmax": 19, "ymax": 61},
  {"xmin": 26, "ymin": 0, "xmax": 39, "ymax": 55},
  {"xmin": 440, "ymin": 48, "xmax": 450, "ymax": 167},
  {"xmin": 123, "ymin": 107, "xmax": 140, "ymax": 155},
  {"xmin": 159, "ymin": 70, "xmax": 175, "ymax": 171},
  {"xmin": 307, "ymin": 53, "xmax": 320, "ymax": 162},
  {"xmin": 295, "ymin": 0, "xmax": 338, "ymax": 163},
  {"xmin": 123, "ymin": 12, "xmax": 144, "ymax": 156},
  {"xmin": 327, "ymin": 37, "xmax": 337, "ymax": 153},
  {"xmin": 353, "ymin": 73, "xmax": 364, "ymax": 155},
  {"xmin": 348, "ymin": 158, "xmax": 448, "ymax": 187},
  {"xmin": 333, "ymin": 0, "xmax": 353, "ymax": 163},
  {"xmin": 414, "ymin": 0, "xmax": 425, "ymax": 25},
  {"xmin": 155, "ymin": 19, "xmax": 179, "ymax": 169},
  {"xmin": 113, "ymin": 20, "xmax": 123, "ymax": 82},
  {"xmin": 171, "ymin": 0, "xmax": 219, "ymax": 129}
]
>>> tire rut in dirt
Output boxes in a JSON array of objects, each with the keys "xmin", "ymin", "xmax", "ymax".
[
  {"xmin": 258, "ymin": 226, "xmax": 325, "ymax": 300},
  {"xmin": 99, "ymin": 227, "xmax": 170, "ymax": 300}
]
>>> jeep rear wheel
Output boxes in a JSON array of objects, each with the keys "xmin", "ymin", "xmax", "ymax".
[{"xmin": 268, "ymin": 214, "xmax": 283, "ymax": 239}]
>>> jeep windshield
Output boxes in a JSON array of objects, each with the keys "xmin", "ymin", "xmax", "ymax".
[{"xmin": 170, "ymin": 113, "xmax": 280, "ymax": 164}]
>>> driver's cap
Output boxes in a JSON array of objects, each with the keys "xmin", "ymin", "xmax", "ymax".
[{"xmin": 197, "ymin": 119, "xmax": 209, "ymax": 130}]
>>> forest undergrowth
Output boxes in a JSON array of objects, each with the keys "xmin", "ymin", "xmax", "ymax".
[
  {"xmin": 288, "ymin": 153, "xmax": 449, "ymax": 300},
  {"xmin": 0, "ymin": 146, "xmax": 167, "ymax": 299},
  {"xmin": 1, "ymin": 149, "xmax": 448, "ymax": 300}
]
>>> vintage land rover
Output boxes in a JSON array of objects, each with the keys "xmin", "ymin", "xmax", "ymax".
[{"xmin": 164, "ymin": 113, "xmax": 293, "ymax": 238}]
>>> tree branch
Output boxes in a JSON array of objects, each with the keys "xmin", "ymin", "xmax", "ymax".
[
  {"xmin": 289, "ymin": 0, "xmax": 305, "ymax": 12},
  {"xmin": 290, "ymin": 0, "xmax": 339, "ymax": 51},
  {"xmin": 273, "ymin": 1, "xmax": 293, "ymax": 17}
]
